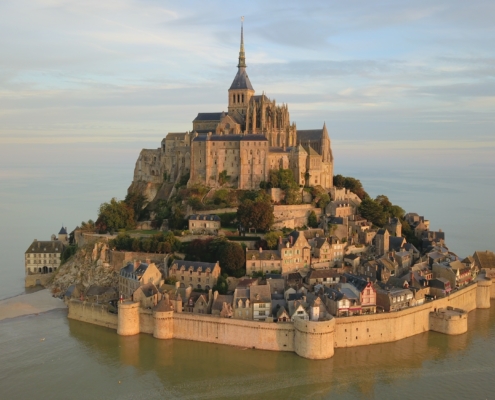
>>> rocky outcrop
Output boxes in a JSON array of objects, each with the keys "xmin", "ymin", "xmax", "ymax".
[{"xmin": 50, "ymin": 241, "xmax": 118, "ymax": 296}]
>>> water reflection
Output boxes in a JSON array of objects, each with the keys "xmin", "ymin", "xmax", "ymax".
[{"xmin": 66, "ymin": 301, "xmax": 495, "ymax": 399}]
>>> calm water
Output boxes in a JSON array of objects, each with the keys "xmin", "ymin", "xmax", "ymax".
[
  {"xmin": 0, "ymin": 142, "xmax": 494, "ymax": 398},
  {"xmin": 1, "ymin": 304, "xmax": 494, "ymax": 399}
]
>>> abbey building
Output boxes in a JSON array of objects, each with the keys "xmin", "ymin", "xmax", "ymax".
[{"xmin": 132, "ymin": 24, "xmax": 334, "ymax": 193}]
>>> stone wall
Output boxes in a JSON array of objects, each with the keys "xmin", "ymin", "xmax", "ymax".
[
  {"xmin": 25, "ymin": 273, "xmax": 52, "ymax": 288},
  {"xmin": 68, "ymin": 278, "xmax": 493, "ymax": 360},
  {"xmin": 171, "ymin": 313, "xmax": 296, "ymax": 352},
  {"xmin": 333, "ymin": 282, "xmax": 479, "ymax": 348},
  {"xmin": 109, "ymin": 251, "xmax": 166, "ymax": 271},
  {"xmin": 68, "ymin": 300, "xmax": 117, "ymax": 330}
]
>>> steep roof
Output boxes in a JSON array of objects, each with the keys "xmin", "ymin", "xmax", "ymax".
[
  {"xmin": 58, "ymin": 226, "xmax": 67, "ymax": 235},
  {"xmin": 250, "ymin": 285, "xmax": 271, "ymax": 303},
  {"xmin": 193, "ymin": 112, "xmax": 223, "ymax": 122},
  {"xmin": 473, "ymin": 250, "xmax": 495, "ymax": 270},
  {"xmin": 246, "ymin": 250, "xmax": 280, "ymax": 261},
  {"xmin": 229, "ymin": 67, "xmax": 254, "ymax": 90},
  {"xmin": 297, "ymin": 129, "xmax": 323, "ymax": 142},
  {"xmin": 212, "ymin": 294, "xmax": 234, "ymax": 312}
]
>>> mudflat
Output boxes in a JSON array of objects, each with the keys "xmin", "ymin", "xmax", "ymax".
[{"xmin": 0, "ymin": 289, "xmax": 65, "ymax": 321}]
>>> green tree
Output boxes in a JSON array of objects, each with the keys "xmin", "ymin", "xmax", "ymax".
[
  {"xmin": 217, "ymin": 241, "xmax": 246, "ymax": 278},
  {"xmin": 168, "ymin": 207, "xmax": 185, "ymax": 230},
  {"xmin": 218, "ymin": 170, "xmax": 230, "ymax": 186},
  {"xmin": 124, "ymin": 191, "xmax": 148, "ymax": 222},
  {"xmin": 96, "ymin": 198, "xmax": 135, "ymax": 233},
  {"xmin": 264, "ymin": 231, "xmax": 283, "ymax": 249},
  {"xmin": 317, "ymin": 193, "xmax": 330, "ymax": 210},
  {"xmin": 237, "ymin": 198, "xmax": 274, "ymax": 232},
  {"xmin": 212, "ymin": 275, "xmax": 228, "ymax": 294},
  {"xmin": 60, "ymin": 245, "xmax": 78, "ymax": 264},
  {"xmin": 308, "ymin": 211, "xmax": 319, "ymax": 228},
  {"xmin": 358, "ymin": 197, "xmax": 387, "ymax": 227}
]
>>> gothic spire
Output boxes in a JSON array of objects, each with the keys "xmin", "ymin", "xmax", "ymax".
[{"xmin": 238, "ymin": 16, "xmax": 246, "ymax": 68}]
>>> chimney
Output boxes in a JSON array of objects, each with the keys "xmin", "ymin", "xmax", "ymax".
[
  {"xmin": 146, "ymin": 258, "xmax": 151, "ymax": 265},
  {"xmin": 214, "ymin": 290, "xmax": 219, "ymax": 300},
  {"xmin": 134, "ymin": 259, "xmax": 140, "ymax": 269},
  {"xmin": 259, "ymin": 247, "xmax": 263, "ymax": 253},
  {"xmin": 290, "ymin": 236, "xmax": 293, "ymax": 245},
  {"xmin": 279, "ymin": 236, "xmax": 282, "ymax": 245}
]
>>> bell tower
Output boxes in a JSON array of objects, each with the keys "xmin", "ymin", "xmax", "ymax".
[{"xmin": 228, "ymin": 17, "xmax": 255, "ymax": 121}]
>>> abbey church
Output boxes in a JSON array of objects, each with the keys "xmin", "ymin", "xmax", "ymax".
[{"xmin": 132, "ymin": 24, "xmax": 334, "ymax": 193}]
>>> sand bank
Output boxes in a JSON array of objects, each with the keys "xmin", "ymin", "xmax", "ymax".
[{"xmin": 0, "ymin": 289, "xmax": 66, "ymax": 321}]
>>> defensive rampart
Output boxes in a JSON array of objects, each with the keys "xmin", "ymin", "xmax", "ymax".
[
  {"xmin": 68, "ymin": 278, "xmax": 492, "ymax": 360},
  {"xmin": 68, "ymin": 300, "xmax": 117, "ymax": 330}
]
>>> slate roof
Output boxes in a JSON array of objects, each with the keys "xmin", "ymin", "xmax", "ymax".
[
  {"xmin": 474, "ymin": 250, "xmax": 495, "ymax": 270},
  {"xmin": 344, "ymin": 254, "xmax": 360, "ymax": 261},
  {"xmin": 307, "ymin": 269, "xmax": 340, "ymax": 280},
  {"xmin": 155, "ymin": 299, "xmax": 174, "ymax": 312},
  {"xmin": 192, "ymin": 134, "xmax": 268, "ymax": 142},
  {"xmin": 86, "ymin": 285, "xmax": 116, "ymax": 297},
  {"xmin": 313, "ymin": 237, "xmax": 329, "ymax": 249},
  {"xmin": 212, "ymin": 294, "xmax": 233, "ymax": 312},
  {"xmin": 229, "ymin": 67, "xmax": 254, "ymax": 90},
  {"xmin": 25, "ymin": 240, "xmax": 64, "ymax": 254},
  {"xmin": 343, "ymin": 273, "xmax": 371, "ymax": 292},
  {"xmin": 193, "ymin": 112, "xmax": 224, "ymax": 121},
  {"xmin": 58, "ymin": 226, "xmax": 67, "ymax": 235},
  {"xmin": 246, "ymin": 250, "xmax": 280, "ymax": 261},
  {"xmin": 389, "ymin": 236, "xmax": 406, "ymax": 251},
  {"xmin": 296, "ymin": 129, "xmax": 323, "ymax": 142},
  {"xmin": 250, "ymin": 285, "xmax": 271, "ymax": 303},
  {"xmin": 252, "ymin": 94, "xmax": 269, "ymax": 103},
  {"xmin": 287, "ymin": 272, "xmax": 303, "ymax": 282},
  {"xmin": 138, "ymin": 282, "xmax": 159, "ymax": 298},
  {"xmin": 172, "ymin": 260, "xmax": 217, "ymax": 272},
  {"xmin": 189, "ymin": 214, "xmax": 220, "ymax": 221}
]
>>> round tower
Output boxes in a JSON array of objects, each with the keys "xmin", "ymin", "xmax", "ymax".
[
  {"xmin": 117, "ymin": 301, "xmax": 140, "ymax": 336},
  {"xmin": 476, "ymin": 277, "xmax": 492, "ymax": 309},
  {"xmin": 293, "ymin": 317, "xmax": 335, "ymax": 360},
  {"xmin": 153, "ymin": 300, "xmax": 174, "ymax": 339}
]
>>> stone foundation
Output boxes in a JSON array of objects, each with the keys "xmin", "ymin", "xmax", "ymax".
[{"xmin": 429, "ymin": 307, "xmax": 468, "ymax": 335}]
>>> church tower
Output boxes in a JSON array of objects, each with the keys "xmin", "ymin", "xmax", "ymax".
[{"xmin": 228, "ymin": 18, "xmax": 255, "ymax": 122}]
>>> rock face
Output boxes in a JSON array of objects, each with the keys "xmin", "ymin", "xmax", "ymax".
[{"xmin": 50, "ymin": 241, "xmax": 118, "ymax": 296}]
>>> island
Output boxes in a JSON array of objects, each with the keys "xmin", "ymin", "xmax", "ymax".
[{"xmin": 26, "ymin": 23, "xmax": 495, "ymax": 360}]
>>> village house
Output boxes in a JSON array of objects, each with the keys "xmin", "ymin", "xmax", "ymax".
[
  {"xmin": 250, "ymin": 284, "xmax": 272, "ymax": 321},
  {"xmin": 342, "ymin": 274, "xmax": 377, "ymax": 314},
  {"xmin": 385, "ymin": 217, "xmax": 402, "ymax": 237},
  {"xmin": 133, "ymin": 282, "xmax": 162, "ymax": 309},
  {"xmin": 278, "ymin": 231, "xmax": 312, "ymax": 274},
  {"xmin": 84, "ymin": 285, "xmax": 118, "ymax": 304},
  {"xmin": 24, "ymin": 230, "xmax": 67, "ymax": 278},
  {"xmin": 273, "ymin": 304, "xmax": 291, "ymax": 322},
  {"xmin": 473, "ymin": 250, "xmax": 495, "ymax": 278},
  {"xmin": 188, "ymin": 214, "xmax": 221, "ymax": 234},
  {"xmin": 233, "ymin": 286, "xmax": 251, "ymax": 320},
  {"xmin": 356, "ymin": 260, "xmax": 379, "ymax": 282},
  {"xmin": 377, "ymin": 256, "xmax": 398, "ymax": 282},
  {"xmin": 432, "ymin": 260, "xmax": 472, "ymax": 289},
  {"xmin": 184, "ymin": 291, "xmax": 212, "ymax": 314},
  {"xmin": 374, "ymin": 228, "xmax": 390, "ymax": 256},
  {"xmin": 344, "ymin": 253, "xmax": 361, "ymax": 271},
  {"xmin": 245, "ymin": 248, "xmax": 282, "ymax": 275},
  {"xmin": 376, "ymin": 287, "xmax": 414, "ymax": 312},
  {"xmin": 288, "ymin": 299, "xmax": 310, "ymax": 321},
  {"xmin": 429, "ymin": 277, "xmax": 452, "ymax": 298},
  {"xmin": 323, "ymin": 285, "xmax": 361, "ymax": 317},
  {"xmin": 305, "ymin": 269, "xmax": 340, "ymax": 287},
  {"xmin": 119, "ymin": 260, "xmax": 163, "ymax": 299},
  {"xmin": 168, "ymin": 260, "xmax": 221, "ymax": 290}
]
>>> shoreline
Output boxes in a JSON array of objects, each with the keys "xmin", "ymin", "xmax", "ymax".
[{"xmin": 0, "ymin": 289, "xmax": 66, "ymax": 321}]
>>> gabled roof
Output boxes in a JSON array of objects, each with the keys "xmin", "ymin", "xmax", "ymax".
[
  {"xmin": 473, "ymin": 250, "xmax": 495, "ymax": 270},
  {"xmin": 250, "ymin": 285, "xmax": 271, "ymax": 303},
  {"xmin": 193, "ymin": 112, "xmax": 223, "ymax": 121},
  {"xmin": 212, "ymin": 294, "xmax": 234, "ymax": 312}
]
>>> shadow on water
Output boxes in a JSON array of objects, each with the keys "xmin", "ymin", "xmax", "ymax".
[{"xmin": 66, "ymin": 300, "xmax": 495, "ymax": 399}]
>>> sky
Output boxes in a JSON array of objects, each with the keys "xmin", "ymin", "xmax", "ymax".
[{"xmin": 1, "ymin": 0, "xmax": 494, "ymax": 167}]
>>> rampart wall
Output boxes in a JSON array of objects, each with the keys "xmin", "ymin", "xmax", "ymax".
[
  {"xmin": 68, "ymin": 278, "xmax": 493, "ymax": 360},
  {"xmin": 25, "ymin": 273, "xmax": 52, "ymax": 288},
  {"xmin": 68, "ymin": 300, "xmax": 117, "ymax": 330}
]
